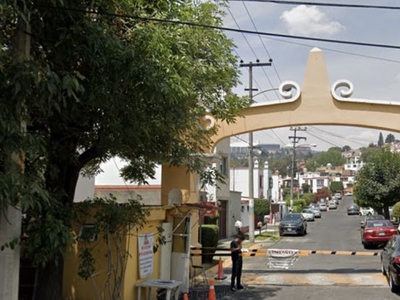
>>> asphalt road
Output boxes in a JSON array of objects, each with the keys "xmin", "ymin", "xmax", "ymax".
[{"xmin": 220, "ymin": 196, "xmax": 400, "ymax": 300}]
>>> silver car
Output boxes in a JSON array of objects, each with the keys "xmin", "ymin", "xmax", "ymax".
[
  {"xmin": 311, "ymin": 208, "xmax": 321, "ymax": 218},
  {"xmin": 301, "ymin": 209, "xmax": 315, "ymax": 221},
  {"xmin": 319, "ymin": 203, "xmax": 327, "ymax": 212}
]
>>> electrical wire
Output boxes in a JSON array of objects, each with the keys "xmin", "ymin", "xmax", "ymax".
[
  {"xmin": 229, "ymin": 0, "xmax": 400, "ymax": 10},
  {"xmin": 261, "ymin": 36, "xmax": 400, "ymax": 64},
  {"xmin": 33, "ymin": 4, "xmax": 400, "ymax": 50},
  {"xmin": 309, "ymin": 126, "xmax": 374, "ymax": 145},
  {"xmin": 307, "ymin": 130, "xmax": 343, "ymax": 148},
  {"xmin": 241, "ymin": 1, "xmax": 283, "ymax": 86},
  {"xmin": 227, "ymin": 6, "xmax": 279, "ymax": 99}
]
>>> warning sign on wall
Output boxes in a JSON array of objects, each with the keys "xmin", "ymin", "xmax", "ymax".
[{"xmin": 138, "ymin": 234, "xmax": 154, "ymax": 278}]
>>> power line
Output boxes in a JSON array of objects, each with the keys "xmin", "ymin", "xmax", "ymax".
[
  {"xmin": 230, "ymin": 0, "xmax": 400, "ymax": 10},
  {"xmin": 261, "ymin": 36, "xmax": 400, "ymax": 64},
  {"xmin": 309, "ymin": 127, "xmax": 372, "ymax": 145},
  {"xmin": 228, "ymin": 6, "xmax": 279, "ymax": 99},
  {"xmin": 307, "ymin": 130, "xmax": 343, "ymax": 148},
  {"xmin": 241, "ymin": 1, "xmax": 283, "ymax": 84},
  {"xmin": 34, "ymin": 4, "xmax": 400, "ymax": 50}
]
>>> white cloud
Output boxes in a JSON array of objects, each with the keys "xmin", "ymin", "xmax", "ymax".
[{"xmin": 280, "ymin": 5, "xmax": 345, "ymax": 36}]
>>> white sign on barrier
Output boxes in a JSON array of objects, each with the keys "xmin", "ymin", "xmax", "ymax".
[
  {"xmin": 138, "ymin": 234, "xmax": 154, "ymax": 278},
  {"xmin": 267, "ymin": 249, "xmax": 299, "ymax": 269}
]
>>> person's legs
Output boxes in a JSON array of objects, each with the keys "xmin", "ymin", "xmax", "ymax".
[
  {"xmin": 237, "ymin": 259, "xmax": 243, "ymax": 289},
  {"xmin": 231, "ymin": 259, "xmax": 238, "ymax": 289}
]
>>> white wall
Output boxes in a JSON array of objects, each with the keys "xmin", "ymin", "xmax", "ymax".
[
  {"xmin": 228, "ymin": 191, "xmax": 242, "ymax": 237},
  {"xmin": 74, "ymin": 174, "xmax": 95, "ymax": 202}
]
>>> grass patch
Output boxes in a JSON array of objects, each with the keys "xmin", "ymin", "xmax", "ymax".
[{"xmin": 255, "ymin": 232, "xmax": 281, "ymax": 242}]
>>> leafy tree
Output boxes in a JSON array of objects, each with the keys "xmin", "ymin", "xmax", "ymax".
[
  {"xmin": 270, "ymin": 155, "xmax": 291, "ymax": 177},
  {"xmin": 1, "ymin": 1, "xmax": 249, "ymax": 299},
  {"xmin": 302, "ymin": 183, "xmax": 311, "ymax": 194},
  {"xmin": 355, "ymin": 149, "xmax": 400, "ymax": 218},
  {"xmin": 378, "ymin": 132, "xmax": 384, "ymax": 147},
  {"xmin": 392, "ymin": 202, "xmax": 400, "ymax": 219},
  {"xmin": 254, "ymin": 199, "xmax": 270, "ymax": 217},
  {"xmin": 314, "ymin": 186, "xmax": 330, "ymax": 202},
  {"xmin": 330, "ymin": 181, "xmax": 344, "ymax": 192},
  {"xmin": 385, "ymin": 134, "xmax": 396, "ymax": 144},
  {"xmin": 305, "ymin": 158, "xmax": 316, "ymax": 172},
  {"xmin": 368, "ymin": 142, "xmax": 377, "ymax": 148},
  {"xmin": 342, "ymin": 145, "xmax": 351, "ymax": 152},
  {"xmin": 315, "ymin": 147, "xmax": 345, "ymax": 167},
  {"xmin": 360, "ymin": 147, "xmax": 380, "ymax": 163}
]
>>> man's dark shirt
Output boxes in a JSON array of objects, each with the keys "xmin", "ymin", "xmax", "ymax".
[{"xmin": 230, "ymin": 240, "xmax": 242, "ymax": 261}]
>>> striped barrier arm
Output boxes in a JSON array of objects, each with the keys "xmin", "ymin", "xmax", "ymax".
[{"xmin": 190, "ymin": 248, "xmax": 380, "ymax": 257}]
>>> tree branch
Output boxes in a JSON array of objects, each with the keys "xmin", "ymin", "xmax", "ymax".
[{"xmin": 78, "ymin": 146, "xmax": 99, "ymax": 168}]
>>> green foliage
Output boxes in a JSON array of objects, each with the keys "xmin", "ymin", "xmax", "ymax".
[
  {"xmin": 282, "ymin": 187, "xmax": 291, "ymax": 200},
  {"xmin": 392, "ymin": 202, "xmax": 400, "ymax": 218},
  {"xmin": 254, "ymin": 199, "xmax": 270, "ymax": 217},
  {"xmin": 355, "ymin": 149, "xmax": 400, "ymax": 218},
  {"xmin": 73, "ymin": 195, "xmax": 164, "ymax": 299},
  {"xmin": 200, "ymin": 225, "xmax": 219, "ymax": 263},
  {"xmin": 302, "ymin": 183, "xmax": 311, "ymax": 194},
  {"xmin": 342, "ymin": 145, "xmax": 352, "ymax": 152},
  {"xmin": 315, "ymin": 147, "xmax": 346, "ymax": 167},
  {"xmin": 305, "ymin": 158, "xmax": 317, "ymax": 172},
  {"xmin": 361, "ymin": 147, "xmax": 380, "ymax": 162},
  {"xmin": 1, "ymin": 0, "xmax": 248, "ymax": 296},
  {"xmin": 378, "ymin": 132, "xmax": 384, "ymax": 147},
  {"xmin": 302, "ymin": 193, "xmax": 315, "ymax": 205},
  {"xmin": 330, "ymin": 181, "xmax": 344, "ymax": 192},
  {"xmin": 270, "ymin": 155, "xmax": 291, "ymax": 177},
  {"xmin": 286, "ymin": 199, "xmax": 307, "ymax": 212},
  {"xmin": 385, "ymin": 134, "xmax": 396, "ymax": 144},
  {"xmin": 204, "ymin": 216, "xmax": 219, "ymax": 225}
]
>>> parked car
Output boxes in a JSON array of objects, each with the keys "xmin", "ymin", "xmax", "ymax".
[
  {"xmin": 381, "ymin": 235, "xmax": 400, "ymax": 292},
  {"xmin": 345, "ymin": 191, "xmax": 353, "ymax": 196},
  {"xmin": 328, "ymin": 201, "xmax": 337, "ymax": 210},
  {"xmin": 334, "ymin": 198, "xmax": 340, "ymax": 205},
  {"xmin": 360, "ymin": 215, "xmax": 385, "ymax": 228},
  {"xmin": 334, "ymin": 192, "xmax": 342, "ymax": 200},
  {"xmin": 311, "ymin": 208, "xmax": 321, "ymax": 218},
  {"xmin": 279, "ymin": 213, "xmax": 307, "ymax": 236},
  {"xmin": 301, "ymin": 209, "xmax": 315, "ymax": 221},
  {"xmin": 347, "ymin": 205, "xmax": 359, "ymax": 215},
  {"xmin": 319, "ymin": 203, "xmax": 327, "ymax": 212},
  {"xmin": 361, "ymin": 220, "xmax": 397, "ymax": 249},
  {"xmin": 360, "ymin": 207, "xmax": 375, "ymax": 216}
]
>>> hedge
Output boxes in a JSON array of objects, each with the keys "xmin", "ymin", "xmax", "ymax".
[{"xmin": 200, "ymin": 225, "xmax": 219, "ymax": 263}]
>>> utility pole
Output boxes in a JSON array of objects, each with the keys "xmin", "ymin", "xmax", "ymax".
[
  {"xmin": 239, "ymin": 60, "xmax": 271, "ymax": 243},
  {"xmin": 289, "ymin": 127, "xmax": 307, "ymax": 210}
]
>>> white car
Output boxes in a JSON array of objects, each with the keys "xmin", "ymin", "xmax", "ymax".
[
  {"xmin": 359, "ymin": 207, "xmax": 374, "ymax": 216},
  {"xmin": 319, "ymin": 203, "xmax": 327, "ymax": 212},
  {"xmin": 301, "ymin": 209, "xmax": 315, "ymax": 221},
  {"xmin": 328, "ymin": 201, "xmax": 337, "ymax": 209},
  {"xmin": 345, "ymin": 192, "xmax": 353, "ymax": 196}
]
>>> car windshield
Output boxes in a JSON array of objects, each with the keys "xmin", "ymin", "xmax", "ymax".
[
  {"xmin": 366, "ymin": 221, "xmax": 393, "ymax": 228},
  {"xmin": 303, "ymin": 210, "xmax": 312, "ymax": 213},
  {"xmin": 366, "ymin": 215, "xmax": 385, "ymax": 220},
  {"xmin": 349, "ymin": 206, "xmax": 358, "ymax": 209},
  {"xmin": 320, "ymin": 204, "xmax": 326, "ymax": 206},
  {"xmin": 283, "ymin": 214, "xmax": 302, "ymax": 221}
]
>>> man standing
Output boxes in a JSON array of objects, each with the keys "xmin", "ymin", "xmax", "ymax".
[{"xmin": 230, "ymin": 234, "xmax": 244, "ymax": 291}]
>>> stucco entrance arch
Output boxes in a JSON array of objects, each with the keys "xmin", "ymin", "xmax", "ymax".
[{"xmin": 211, "ymin": 48, "xmax": 400, "ymax": 146}]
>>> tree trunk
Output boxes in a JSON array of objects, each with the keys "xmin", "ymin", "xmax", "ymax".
[
  {"xmin": 34, "ymin": 256, "xmax": 64, "ymax": 300},
  {"xmin": 383, "ymin": 204, "xmax": 390, "ymax": 219}
]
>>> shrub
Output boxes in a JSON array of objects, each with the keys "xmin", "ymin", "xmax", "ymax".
[
  {"xmin": 200, "ymin": 225, "xmax": 219, "ymax": 263},
  {"xmin": 204, "ymin": 216, "xmax": 219, "ymax": 225},
  {"xmin": 286, "ymin": 199, "xmax": 307, "ymax": 211},
  {"xmin": 392, "ymin": 202, "xmax": 400, "ymax": 219},
  {"xmin": 254, "ymin": 199, "xmax": 270, "ymax": 217},
  {"xmin": 330, "ymin": 181, "xmax": 344, "ymax": 192},
  {"xmin": 302, "ymin": 193, "xmax": 315, "ymax": 205}
]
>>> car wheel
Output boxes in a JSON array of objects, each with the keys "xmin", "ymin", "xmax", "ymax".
[
  {"xmin": 364, "ymin": 242, "xmax": 370, "ymax": 249},
  {"xmin": 389, "ymin": 270, "xmax": 400, "ymax": 293},
  {"xmin": 367, "ymin": 212, "xmax": 372, "ymax": 216},
  {"xmin": 381, "ymin": 259, "xmax": 387, "ymax": 275}
]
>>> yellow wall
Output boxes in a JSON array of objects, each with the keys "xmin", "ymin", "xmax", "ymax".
[{"xmin": 63, "ymin": 207, "xmax": 166, "ymax": 300}]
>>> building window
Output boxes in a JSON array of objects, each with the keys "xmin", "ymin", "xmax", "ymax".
[
  {"xmin": 220, "ymin": 157, "xmax": 228, "ymax": 176},
  {"xmin": 78, "ymin": 224, "xmax": 97, "ymax": 242},
  {"xmin": 259, "ymin": 175, "xmax": 264, "ymax": 188},
  {"xmin": 317, "ymin": 179, "xmax": 324, "ymax": 186}
]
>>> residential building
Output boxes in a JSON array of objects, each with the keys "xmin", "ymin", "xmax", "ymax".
[
  {"xmin": 297, "ymin": 172, "xmax": 331, "ymax": 193},
  {"xmin": 342, "ymin": 149, "xmax": 365, "ymax": 172},
  {"xmin": 230, "ymin": 141, "xmax": 280, "ymax": 160}
]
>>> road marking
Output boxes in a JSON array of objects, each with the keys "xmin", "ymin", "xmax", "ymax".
[
  {"xmin": 304, "ymin": 274, "xmax": 333, "ymax": 285},
  {"xmin": 280, "ymin": 273, "xmax": 313, "ymax": 285},
  {"xmin": 323, "ymin": 273, "xmax": 359, "ymax": 285},
  {"xmin": 235, "ymin": 272, "xmax": 388, "ymax": 287}
]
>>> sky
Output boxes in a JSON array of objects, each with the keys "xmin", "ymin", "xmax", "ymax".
[
  {"xmin": 96, "ymin": 0, "xmax": 400, "ymax": 185},
  {"xmin": 223, "ymin": 0, "xmax": 400, "ymax": 151}
]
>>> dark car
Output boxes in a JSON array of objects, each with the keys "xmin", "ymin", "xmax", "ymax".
[
  {"xmin": 279, "ymin": 213, "xmax": 307, "ymax": 236},
  {"xmin": 381, "ymin": 235, "xmax": 400, "ymax": 292},
  {"xmin": 361, "ymin": 220, "xmax": 397, "ymax": 248},
  {"xmin": 360, "ymin": 214, "xmax": 385, "ymax": 229},
  {"xmin": 347, "ymin": 205, "xmax": 359, "ymax": 215}
]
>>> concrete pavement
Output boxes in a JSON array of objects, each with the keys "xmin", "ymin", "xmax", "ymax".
[{"xmin": 215, "ymin": 196, "xmax": 400, "ymax": 299}]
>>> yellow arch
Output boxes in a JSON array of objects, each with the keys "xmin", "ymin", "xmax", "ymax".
[{"xmin": 211, "ymin": 48, "xmax": 400, "ymax": 146}]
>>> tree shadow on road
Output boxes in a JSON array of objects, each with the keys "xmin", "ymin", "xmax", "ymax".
[{"xmin": 220, "ymin": 285, "xmax": 281, "ymax": 300}]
